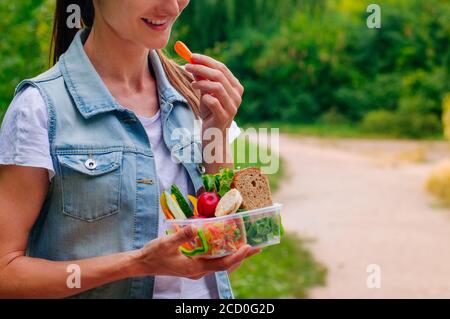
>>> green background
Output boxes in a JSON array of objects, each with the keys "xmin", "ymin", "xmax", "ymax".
[{"xmin": 1, "ymin": 0, "xmax": 449, "ymax": 138}]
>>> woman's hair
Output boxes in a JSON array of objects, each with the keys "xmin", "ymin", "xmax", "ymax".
[{"xmin": 50, "ymin": 0, "xmax": 200, "ymax": 118}]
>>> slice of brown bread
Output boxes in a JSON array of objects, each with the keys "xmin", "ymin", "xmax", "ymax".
[{"xmin": 231, "ymin": 167, "xmax": 273, "ymax": 210}]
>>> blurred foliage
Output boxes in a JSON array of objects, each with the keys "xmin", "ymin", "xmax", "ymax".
[
  {"xmin": 173, "ymin": 0, "xmax": 450, "ymax": 138},
  {"xmin": 0, "ymin": 0, "xmax": 54, "ymax": 123},
  {"xmin": 231, "ymin": 233, "xmax": 327, "ymax": 298},
  {"xmin": 443, "ymin": 94, "xmax": 450, "ymax": 141},
  {"xmin": 1, "ymin": 0, "xmax": 449, "ymax": 139},
  {"xmin": 361, "ymin": 109, "xmax": 441, "ymax": 138},
  {"xmin": 426, "ymin": 160, "xmax": 450, "ymax": 206},
  {"xmin": 232, "ymin": 136, "xmax": 283, "ymax": 191}
]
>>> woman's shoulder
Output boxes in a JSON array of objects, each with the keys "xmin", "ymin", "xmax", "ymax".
[
  {"xmin": 11, "ymin": 86, "xmax": 47, "ymax": 119},
  {"xmin": 2, "ymin": 86, "xmax": 47, "ymax": 133},
  {"xmin": 15, "ymin": 64, "xmax": 63, "ymax": 97},
  {"xmin": 0, "ymin": 86, "xmax": 54, "ymax": 179},
  {"xmin": 28, "ymin": 64, "xmax": 62, "ymax": 83},
  {"xmin": 15, "ymin": 86, "xmax": 45, "ymax": 102}
]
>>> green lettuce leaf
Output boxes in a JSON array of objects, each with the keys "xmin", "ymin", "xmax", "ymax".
[
  {"xmin": 217, "ymin": 168, "xmax": 234, "ymax": 197},
  {"xmin": 202, "ymin": 167, "xmax": 235, "ymax": 197}
]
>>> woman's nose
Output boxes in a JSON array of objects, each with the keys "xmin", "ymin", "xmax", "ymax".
[{"xmin": 157, "ymin": 0, "xmax": 182, "ymax": 17}]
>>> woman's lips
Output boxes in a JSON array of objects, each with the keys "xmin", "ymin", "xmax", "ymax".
[{"xmin": 141, "ymin": 18, "xmax": 170, "ymax": 31}]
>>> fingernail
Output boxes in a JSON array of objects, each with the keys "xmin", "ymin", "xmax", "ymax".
[
  {"xmin": 191, "ymin": 54, "xmax": 200, "ymax": 61},
  {"xmin": 189, "ymin": 224, "xmax": 197, "ymax": 236}
]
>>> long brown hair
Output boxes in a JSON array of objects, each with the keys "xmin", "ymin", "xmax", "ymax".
[{"xmin": 50, "ymin": 0, "xmax": 200, "ymax": 117}]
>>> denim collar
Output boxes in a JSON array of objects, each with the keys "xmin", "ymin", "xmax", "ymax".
[{"xmin": 59, "ymin": 29, "xmax": 188, "ymax": 119}]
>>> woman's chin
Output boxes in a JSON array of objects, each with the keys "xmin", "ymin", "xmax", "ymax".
[
  {"xmin": 142, "ymin": 37, "xmax": 170, "ymax": 50},
  {"xmin": 138, "ymin": 28, "xmax": 172, "ymax": 50}
]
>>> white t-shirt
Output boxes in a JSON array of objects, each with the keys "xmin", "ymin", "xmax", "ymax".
[{"xmin": 0, "ymin": 87, "xmax": 242, "ymax": 299}]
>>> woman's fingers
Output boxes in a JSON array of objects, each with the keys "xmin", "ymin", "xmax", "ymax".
[
  {"xmin": 185, "ymin": 64, "xmax": 243, "ymax": 108},
  {"xmin": 192, "ymin": 81, "xmax": 239, "ymax": 115},
  {"xmin": 185, "ymin": 59, "xmax": 244, "ymax": 116},
  {"xmin": 182, "ymin": 246, "xmax": 261, "ymax": 278},
  {"xmin": 200, "ymin": 94, "xmax": 228, "ymax": 122},
  {"xmin": 227, "ymin": 262, "xmax": 243, "ymax": 274},
  {"xmin": 185, "ymin": 63, "xmax": 235, "ymax": 95},
  {"xmin": 191, "ymin": 54, "xmax": 244, "ymax": 95},
  {"xmin": 184, "ymin": 55, "xmax": 244, "ymax": 131},
  {"xmin": 200, "ymin": 245, "xmax": 254, "ymax": 272},
  {"xmin": 166, "ymin": 225, "xmax": 197, "ymax": 247},
  {"xmin": 227, "ymin": 247, "xmax": 261, "ymax": 274}
]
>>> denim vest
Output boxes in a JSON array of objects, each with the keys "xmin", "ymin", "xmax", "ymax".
[{"xmin": 15, "ymin": 29, "xmax": 233, "ymax": 299}]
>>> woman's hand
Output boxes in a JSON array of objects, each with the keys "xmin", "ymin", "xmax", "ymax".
[
  {"xmin": 134, "ymin": 225, "xmax": 260, "ymax": 279},
  {"xmin": 185, "ymin": 54, "xmax": 244, "ymax": 133},
  {"xmin": 185, "ymin": 54, "xmax": 244, "ymax": 173}
]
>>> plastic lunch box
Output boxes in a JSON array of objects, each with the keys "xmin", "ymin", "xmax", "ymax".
[{"xmin": 164, "ymin": 203, "xmax": 283, "ymax": 258}]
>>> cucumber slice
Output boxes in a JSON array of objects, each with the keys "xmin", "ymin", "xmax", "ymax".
[
  {"xmin": 164, "ymin": 191, "xmax": 186, "ymax": 219},
  {"xmin": 171, "ymin": 184, "xmax": 194, "ymax": 218}
]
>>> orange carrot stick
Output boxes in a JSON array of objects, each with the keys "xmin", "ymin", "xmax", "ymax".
[{"xmin": 174, "ymin": 41, "xmax": 193, "ymax": 63}]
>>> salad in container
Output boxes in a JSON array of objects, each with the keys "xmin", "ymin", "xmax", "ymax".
[{"xmin": 161, "ymin": 167, "xmax": 283, "ymax": 259}]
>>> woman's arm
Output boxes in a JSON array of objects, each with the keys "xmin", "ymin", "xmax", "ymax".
[
  {"xmin": 0, "ymin": 165, "xmax": 257, "ymax": 298},
  {"xmin": 185, "ymin": 54, "xmax": 244, "ymax": 174},
  {"xmin": 202, "ymin": 129, "xmax": 234, "ymax": 174},
  {"xmin": 0, "ymin": 165, "xmax": 141, "ymax": 298}
]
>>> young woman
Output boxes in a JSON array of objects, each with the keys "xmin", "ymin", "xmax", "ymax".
[{"xmin": 0, "ymin": 0, "xmax": 259, "ymax": 299}]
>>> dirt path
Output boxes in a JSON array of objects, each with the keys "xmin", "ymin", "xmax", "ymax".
[{"xmin": 272, "ymin": 134, "xmax": 450, "ymax": 298}]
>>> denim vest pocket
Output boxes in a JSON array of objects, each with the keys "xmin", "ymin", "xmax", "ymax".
[{"xmin": 57, "ymin": 150, "xmax": 123, "ymax": 222}]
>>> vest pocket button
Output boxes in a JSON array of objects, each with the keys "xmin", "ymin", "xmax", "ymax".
[{"xmin": 85, "ymin": 158, "xmax": 97, "ymax": 170}]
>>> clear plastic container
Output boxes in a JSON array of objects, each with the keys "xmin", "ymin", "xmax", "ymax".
[{"xmin": 164, "ymin": 203, "xmax": 283, "ymax": 259}]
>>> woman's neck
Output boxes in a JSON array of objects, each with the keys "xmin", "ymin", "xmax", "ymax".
[{"xmin": 83, "ymin": 21, "xmax": 152, "ymax": 93}]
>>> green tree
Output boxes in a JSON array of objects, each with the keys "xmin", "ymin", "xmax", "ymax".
[
  {"xmin": 0, "ymin": 0, "xmax": 54, "ymax": 122},
  {"xmin": 1, "ymin": 0, "xmax": 449, "ymax": 139}
]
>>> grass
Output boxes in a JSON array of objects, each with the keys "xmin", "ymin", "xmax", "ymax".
[
  {"xmin": 230, "ymin": 139, "xmax": 327, "ymax": 298},
  {"xmin": 230, "ymin": 234, "xmax": 327, "ymax": 298},
  {"xmin": 426, "ymin": 160, "xmax": 450, "ymax": 207},
  {"xmin": 242, "ymin": 122, "xmax": 444, "ymax": 141}
]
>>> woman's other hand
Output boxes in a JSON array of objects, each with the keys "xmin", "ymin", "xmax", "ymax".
[{"xmin": 134, "ymin": 225, "xmax": 260, "ymax": 279}]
